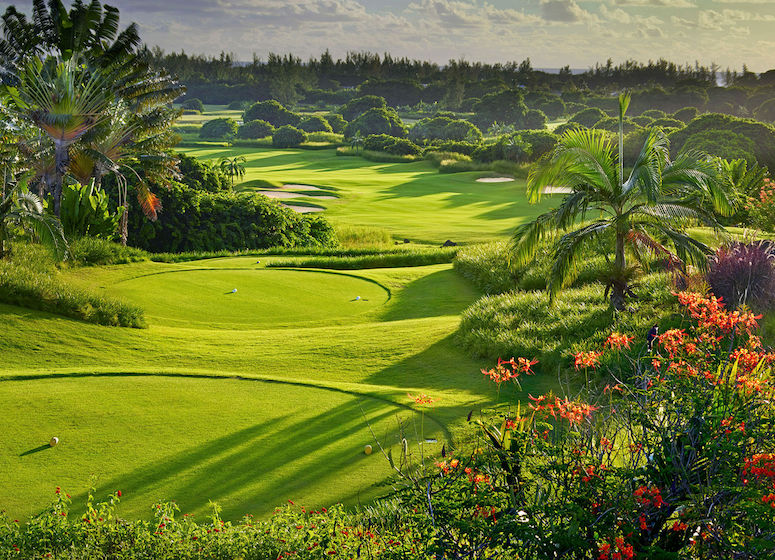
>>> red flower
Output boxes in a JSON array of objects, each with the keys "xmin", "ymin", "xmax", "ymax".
[{"xmin": 573, "ymin": 351, "xmax": 601, "ymax": 370}]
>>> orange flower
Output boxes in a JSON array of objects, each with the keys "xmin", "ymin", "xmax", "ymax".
[
  {"xmin": 573, "ymin": 350, "xmax": 601, "ymax": 370},
  {"xmin": 605, "ymin": 332, "xmax": 634, "ymax": 350},
  {"xmin": 408, "ymin": 393, "xmax": 435, "ymax": 406}
]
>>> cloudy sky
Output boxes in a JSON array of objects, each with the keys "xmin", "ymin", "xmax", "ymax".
[{"xmin": 3, "ymin": 0, "xmax": 775, "ymax": 70}]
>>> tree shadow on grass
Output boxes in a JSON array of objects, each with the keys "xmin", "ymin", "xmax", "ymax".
[
  {"xmin": 379, "ymin": 269, "xmax": 480, "ymax": 322},
  {"xmin": 68, "ymin": 396, "xmax": 426, "ymax": 520}
]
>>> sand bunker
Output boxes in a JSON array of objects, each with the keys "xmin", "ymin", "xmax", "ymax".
[
  {"xmin": 282, "ymin": 184, "xmax": 324, "ymax": 191},
  {"xmin": 543, "ymin": 186, "xmax": 573, "ymax": 194},
  {"xmin": 476, "ymin": 177, "xmax": 514, "ymax": 183},
  {"xmin": 281, "ymin": 203, "xmax": 324, "ymax": 213},
  {"xmin": 258, "ymin": 191, "xmax": 337, "ymax": 200}
]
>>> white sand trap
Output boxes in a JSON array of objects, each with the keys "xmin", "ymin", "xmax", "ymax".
[
  {"xmin": 257, "ymin": 191, "xmax": 304, "ymax": 199},
  {"xmin": 282, "ymin": 184, "xmax": 323, "ymax": 191},
  {"xmin": 311, "ymin": 195, "xmax": 337, "ymax": 200},
  {"xmin": 543, "ymin": 186, "xmax": 573, "ymax": 194},
  {"xmin": 476, "ymin": 177, "xmax": 514, "ymax": 183},
  {"xmin": 281, "ymin": 203, "xmax": 324, "ymax": 213}
]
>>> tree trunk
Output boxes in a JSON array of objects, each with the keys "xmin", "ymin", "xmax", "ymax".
[
  {"xmin": 52, "ymin": 140, "xmax": 70, "ymax": 217},
  {"xmin": 0, "ymin": 221, "xmax": 9, "ymax": 260},
  {"xmin": 612, "ymin": 230, "xmax": 626, "ymax": 311},
  {"xmin": 119, "ymin": 204, "xmax": 128, "ymax": 246}
]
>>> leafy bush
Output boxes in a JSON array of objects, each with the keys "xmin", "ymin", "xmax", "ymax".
[
  {"xmin": 747, "ymin": 176, "xmax": 775, "ymax": 231},
  {"xmin": 181, "ymin": 97, "xmax": 205, "ymax": 112},
  {"xmin": 438, "ymin": 158, "xmax": 489, "ymax": 173},
  {"xmin": 681, "ymin": 129, "xmax": 758, "ymax": 163},
  {"xmin": 176, "ymin": 153, "xmax": 231, "ymax": 192},
  {"xmin": 324, "ymin": 113, "xmax": 347, "ymax": 133},
  {"xmin": 243, "ymin": 100, "xmax": 301, "ymax": 127},
  {"xmin": 272, "ymin": 125, "xmax": 307, "ymax": 148},
  {"xmin": 592, "ymin": 116, "xmax": 641, "ymax": 134},
  {"xmin": 755, "ymin": 98, "xmax": 775, "ymax": 123},
  {"xmin": 631, "ymin": 115, "xmax": 654, "ymax": 127},
  {"xmin": 68, "ymin": 237, "xmax": 148, "ymax": 266},
  {"xmin": 0, "ymin": 243, "xmax": 145, "ymax": 327},
  {"xmin": 338, "ymin": 95, "xmax": 386, "ymax": 122},
  {"xmin": 299, "ymin": 115, "xmax": 333, "ymax": 133},
  {"xmin": 424, "ymin": 140, "xmax": 480, "ymax": 156},
  {"xmin": 305, "ymin": 131, "xmax": 343, "ymax": 144},
  {"xmin": 641, "ymin": 108, "xmax": 667, "ymax": 119},
  {"xmin": 125, "ymin": 183, "xmax": 336, "ymax": 253},
  {"xmin": 236, "ymin": 119, "xmax": 274, "ymax": 139},
  {"xmin": 707, "ymin": 241, "xmax": 775, "ymax": 309},
  {"xmin": 669, "ymin": 113, "xmax": 775, "ymax": 168},
  {"xmin": 60, "ymin": 181, "xmax": 122, "ymax": 239},
  {"xmin": 362, "ymin": 134, "xmax": 421, "ymax": 155},
  {"xmin": 553, "ymin": 122, "xmax": 586, "ymax": 136},
  {"xmin": 650, "ymin": 116, "xmax": 684, "ymax": 129},
  {"xmin": 519, "ymin": 130, "xmax": 558, "ymax": 160},
  {"xmin": 672, "ymin": 106, "xmax": 699, "ymax": 123},
  {"xmin": 343, "ymin": 107, "xmax": 408, "ymax": 139},
  {"xmin": 409, "ymin": 116, "xmax": 482, "ymax": 144},
  {"xmin": 199, "ymin": 118, "xmax": 237, "ymax": 139},
  {"xmin": 472, "ymin": 90, "xmax": 529, "ymax": 130},
  {"xmin": 524, "ymin": 108, "xmax": 547, "ymax": 130},
  {"xmin": 569, "ymin": 107, "xmax": 607, "ymax": 128}
]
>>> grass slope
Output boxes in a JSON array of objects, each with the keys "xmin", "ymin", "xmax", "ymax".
[{"xmin": 0, "ymin": 260, "xmax": 555, "ymax": 521}]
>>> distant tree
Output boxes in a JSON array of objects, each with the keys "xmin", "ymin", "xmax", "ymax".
[
  {"xmin": 343, "ymin": 108, "xmax": 407, "ymax": 139},
  {"xmin": 349, "ymin": 131, "xmax": 364, "ymax": 154},
  {"xmin": 472, "ymin": 90, "xmax": 529, "ymax": 130},
  {"xmin": 569, "ymin": 107, "xmax": 607, "ymax": 128},
  {"xmin": 243, "ymin": 100, "xmax": 300, "ymax": 127},
  {"xmin": 182, "ymin": 98, "xmax": 205, "ymax": 112},
  {"xmin": 200, "ymin": 118, "xmax": 238, "ymax": 140},
  {"xmin": 218, "ymin": 156, "xmax": 246, "ymax": 189},
  {"xmin": 299, "ymin": 115, "xmax": 333, "ymax": 133},
  {"xmin": 672, "ymin": 107, "xmax": 699, "ymax": 123},
  {"xmin": 324, "ymin": 113, "xmax": 347, "ymax": 134},
  {"xmin": 755, "ymin": 99, "xmax": 775, "ymax": 123},
  {"xmin": 237, "ymin": 120, "xmax": 274, "ymax": 139},
  {"xmin": 272, "ymin": 125, "xmax": 307, "ymax": 148},
  {"xmin": 339, "ymin": 95, "xmax": 386, "ymax": 122}
]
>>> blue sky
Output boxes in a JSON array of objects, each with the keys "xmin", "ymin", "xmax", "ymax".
[{"xmin": 2, "ymin": 0, "xmax": 774, "ymax": 70}]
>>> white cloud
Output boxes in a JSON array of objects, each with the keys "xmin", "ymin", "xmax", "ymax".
[{"xmin": 540, "ymin": 0, "xmax": 595, "ymax": 22}]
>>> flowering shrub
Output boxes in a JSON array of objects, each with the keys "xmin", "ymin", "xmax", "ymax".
[
  {"xmin": 747, "ymin": 176, "xmax": 775, "ymax": 231},
  {"xmin": 707, "ymin": 241, "xmax": 775, "ymax": 310},
  {"xmin": 389, "ymin": 291, "xmax": 775, "ymax": 559}
]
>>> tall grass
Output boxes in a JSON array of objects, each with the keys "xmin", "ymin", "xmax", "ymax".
[
  {"xmin": 335, "ymin": 224, "xmax": 393, "ymax": 248},
  {"xmin": 68, "ymin": 237, "xmax": 149, "ymax": 266},
  {"xmin": 0, "ymin": 243, "xmax": 145, "ymax": 328},
  {"xmin": 336, "ymin": 146, "xmax": 420, "ymax": 163},
  {"xmin": 457, "ymin": 272, "xmax": 675, "ymax": 372},
  {"xmin": 267, "ymin": 247, "xmax": 458, "ymax": 270}
]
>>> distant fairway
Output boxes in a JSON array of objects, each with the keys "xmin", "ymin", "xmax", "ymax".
[{"xmin": 177, "ymin": 144, "xmax": 557, "ymax": 244}]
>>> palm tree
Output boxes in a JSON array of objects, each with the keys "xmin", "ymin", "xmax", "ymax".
[
  {"xmin": 0, "ymin": 174, "xmax": 67, "ymax": 260},
  {"xmin": 513, "ymin": 93, "xmax": 731, "ymax": 310},
  {"xmin": 4, "ymin": 56, "xmax": 112, "ymax": 215},
  {"xmin": 349, "ymin": 132, "xmax": 364, "ymax": 154},
  {"xmin": 218, "ymin": 156, "xmax": 246, "ymax": 189}
]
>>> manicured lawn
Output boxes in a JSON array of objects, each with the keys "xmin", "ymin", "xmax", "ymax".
[
  {"xmin": 177, "ymin": 145, "xmax": 558, "ymax": 244},
  {"xmin": 0, "ymin": 261, "xmax": 557, "ymax": 521}
]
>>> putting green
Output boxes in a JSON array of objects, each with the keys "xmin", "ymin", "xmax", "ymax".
[
  {"xmin": 110, "ymin": 268, "xmax": 389, "ymax": 328},
  {"xmin": 0, "ymin": 375, "xmax": 435, "ymax": 520}
]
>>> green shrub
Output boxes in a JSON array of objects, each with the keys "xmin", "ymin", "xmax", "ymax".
[
  {"xmin": 343, "ymin": 107, "xmax": 407, "ymax": 139},
  {"xmin": 569, "ymin": 107, "xmax": 607, "ymax": 128},
  {"xmin": 0, "ymin": 244, "xmax": 145, "ymax": 327},
  {"xmin": 306, "ymin": 131, "xmax": 344, "ymax": 144},
  {"xmin": 631, "ymin": 115, "xmax": 654, "ymax": 128},
  {"xmin": 272, "ymin": 125, "xmax": 307, "ymax": 148},
  {"xmin": 438, "ymin": 158, "xmax": 489, "ymax": 173},
  {"xmin": 177, "ymin": 153, "xmax": 231, "ymax": 192},
  {"xmin": 299, "ymin": 115, "xmax": 333, "ymax": 133},
  {"xmin": 125, "ymin": 183, "xmax": 336, "ymax": 253},
  {"xmin": 424, "ymin": 140, "xmax": 480, "ymax": 156},
  {"xmin": 519, "ymin": 130, "xmax": 558, "ymax": 160},
  {"xmin": 640, "ymin": 108, "xmax": 667, "ymax": 119},
  {"xmin": 673, "ymin": 106, "xmax": 699, "ymax": 123},
  {"xmin": 524, "ymin": 108, "xmax": 547, "ymax": 130},
  {"xmin": 650, "ymin": 116, "xmax": 684, "ymax": 129},
  {"xmin": 553, "ymin": 122, "xmax": 586, "ymax": 136},
  {"xmin": 755, "ymin": 98, "xmax": 775, "ymax": 123},
  {"xmin": 338, "ymin": 95, "xmax": 386, "ymax": 122},
  {"xmin": 363, "ymin": 134, "xmax": 421, "ymax": 155},
  {"xmin": 472, "ymin": 90, "xmax": 529, "ymax": 130},
  {"xmin": 324, "ymin": 113, "xmax": 347, "ymax": 133},
  {"xmin": 181, "ymin": 109, "xmax": 200, "ymax": 115},
  {"xmin": 236, "ymin": 119, "xmax": 274, "ymax": 139},
  {"xmin": 199, "ymin": 118, "xmax": 237, "ymax": 139},
  {"xmin": 181, "ymin": 98, "xmax": 205, "ymax": 112},
  {"xmin": 681, "ymin": 129, "xmax": 758, "ymax": 163},
  {"xmin": 243, "ymin": 100, "xmax": 301, "ymax": 127},
  {"xmin": 68, "ymin": 237, "xmax": 148, "ymax": 266},
  {"xmin": 60, "ymin": 181, "xmax": 122, "ymax": 239},
  {"xmin": 409, "ymin": 116, "xmax": 482, "ymax": 144},
  {"xmin": 593, "ymin": 116, "xmax": 641, "ymax": 135}
]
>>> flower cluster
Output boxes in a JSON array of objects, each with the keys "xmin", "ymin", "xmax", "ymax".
[
  {"xmin": 675, "ymin": 291, "xmax": 761, "ymax": 335},
  {"xmin": 633, "ymin": 485, "xmax": 666, "ymax": 508},
  {"xmin": 481, "ymin": 357, "xmax": 537, "ymax": 385},
  {"xmin": 529, "ymin": 394, "xmax": 597, "ymax": 425},
  {"xmin": 573, "ymin": 350, "xmax": 601, "ymax": 370},
  {"xmin": 408, "ymin": 393, "xmax": 435, "ymax": 406},
  {"xmin": 597, "ymin": 537, "xmax": 635, "ymax": 560},
  {"xmin": 605, "ymin": 332, "xmax": 634, "ymax": 350}
]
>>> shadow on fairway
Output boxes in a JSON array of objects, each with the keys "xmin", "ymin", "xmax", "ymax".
[
  {"xmin": 67, "ymin": 397, "xmax": 434, "ymax": 520},
  {"xmin": 379, "ymin": 269, "xmax": 480, "ymax": 322}
]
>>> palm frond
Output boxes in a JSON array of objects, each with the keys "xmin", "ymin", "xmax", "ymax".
[
  {"xmin": 549, "ymin": 220, "xmax": 610, "ymax": 299},
  {"xmin": 511, "ymin": 210, "xmax": 559, "ymax": 268},
  {"xmin": 622, "ymin": 128, "xmax": 668, "ymax": 203}
]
